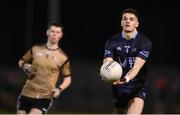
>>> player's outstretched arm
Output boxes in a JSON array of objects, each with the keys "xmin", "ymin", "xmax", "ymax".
[
  {"xmin": 52, "ymin": 76, "xmax": 71, "ymax": 98},
  {"xmin": 114, "ymin": 57, "xmax": 145, "ymax": 85}
]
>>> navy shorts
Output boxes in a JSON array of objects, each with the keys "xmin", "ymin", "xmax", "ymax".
[
  {"xmin": 112, "ymin": 87, "xmax": 147, "ymax": 108},
  {"xmin": 17, "ymin": 95, "xmax": 53, "ymax": 114}
]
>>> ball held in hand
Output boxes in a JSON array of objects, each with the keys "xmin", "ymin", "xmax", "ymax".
[{"xmin": 100, "ymin": 60, "xmax": 123, "ymax": 82}]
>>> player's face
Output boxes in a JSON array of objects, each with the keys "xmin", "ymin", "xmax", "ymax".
[
  {"xmin": 47, "ymin": 26, "xmax": 63, "ymax": 44},
  {"xmin": 121, "ymin": 13, "xmax": 139, "ymax": 32}
]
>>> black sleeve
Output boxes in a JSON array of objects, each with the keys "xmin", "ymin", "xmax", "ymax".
[{"xmin": 137, "ymin": 37, "xmax": 152, "ymax": 60}]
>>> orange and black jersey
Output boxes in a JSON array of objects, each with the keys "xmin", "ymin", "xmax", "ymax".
[{"xmin": 20, "ymin": 43, "xmax": 71, "ymax": 99}]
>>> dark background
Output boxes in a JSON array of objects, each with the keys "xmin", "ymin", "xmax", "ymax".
[
  {"xmin": 0, "ymin": 0, "xmax": 180, "ymax": 114},
  {"xmin": 0, "ymin": 0, "xmax": 179, "ymax": 66}
]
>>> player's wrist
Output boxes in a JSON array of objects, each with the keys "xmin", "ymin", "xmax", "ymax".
[
  {"xmin": 124, "ymin": 75, "xmax": 130, "ymax": 83},
  {"xmin": 22, "ymin": 62, "xmax": 27, "ymax": 68},
  {"xmin": 22, "ymin": 63, "xmax": 29, "ymax": 72},
  {"xmin": 57, "ymin": 87, "xmax": 62, "ymax": 91},
  {"xmin": 20, "ymin": 61, "xmax": 26, "ymax": 69}
]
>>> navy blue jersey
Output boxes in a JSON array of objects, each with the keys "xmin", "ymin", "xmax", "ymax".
[{"xmin": 104, "ymin": 32, "xmax": 152, "ymax": 93}]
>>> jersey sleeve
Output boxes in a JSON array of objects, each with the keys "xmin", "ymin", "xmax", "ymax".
[
  {"xmin": 104, "ymin": 39, "xmax": 114, "ymax": 58},
  {"xmin": 61, "ymin": 59, "xmax": 71, "ymax": 77},
  {"xmin": 137, "ymin": 38, "xmax": 152, "ymax": 60},
  {"xmin": 21, "ymin": 47, "xmax": 33, "ymax": 63}
]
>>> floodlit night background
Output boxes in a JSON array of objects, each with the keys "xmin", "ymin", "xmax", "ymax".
[{"xmin": 0, "ymin": 0, "xmax": 180, "ymax": 114}]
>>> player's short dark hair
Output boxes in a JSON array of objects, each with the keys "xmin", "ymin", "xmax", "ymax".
[
  {"xmin": 47, "ymin": 22, "xmax": 64, "ymax": 31},
  {"xmin": 121, "ymin": 8, "xmax": 139, "ymax": 19}
]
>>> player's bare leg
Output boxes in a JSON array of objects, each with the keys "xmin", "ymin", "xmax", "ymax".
[
  {"xmin": 28, "ymin": 108, "xmax": 43, "ymax": 114},
  {"xmin": 127, "ymin": 97, "xmax": 144, "ymax": 114}
]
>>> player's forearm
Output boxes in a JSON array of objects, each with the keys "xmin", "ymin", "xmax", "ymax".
[
  {"xmin": 125, "ymin": 57, "xmax": 145, "ymax": 81},
  {"xmin": 59, "ymin": 76, "xmax": 71, "ymax": 91},
  {"xmin": 125, "ymin": 66, "xmax": 141, "ymax": 81}
]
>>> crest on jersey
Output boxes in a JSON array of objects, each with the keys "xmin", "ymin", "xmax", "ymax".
[{"xmin": 117, "ymin": 47, "xmax": 122, "ymax": 51}]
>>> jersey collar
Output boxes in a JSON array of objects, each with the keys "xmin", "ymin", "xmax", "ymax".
[{"xmin": 122, "ymin": 30, "xmax": 138, "ymax": 40}]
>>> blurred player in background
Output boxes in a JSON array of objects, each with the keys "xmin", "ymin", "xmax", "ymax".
[
  {"xmin": 102, "ymin": 8, "xmax": 152, "ymax": 114},
  {"xmin": 17, "ymin": 22, "xmax": 72, "ymax": 114}
]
